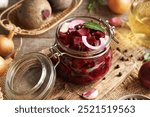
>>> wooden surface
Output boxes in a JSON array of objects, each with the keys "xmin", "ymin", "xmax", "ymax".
[{"xmin": 0, "ymin": 0, "xmax": 150, "ymax": 100}]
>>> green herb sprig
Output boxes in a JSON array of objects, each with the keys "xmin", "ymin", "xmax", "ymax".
[
  {"xmin": 144, "ymin": 53, "xmax": 150, "ymax": 62},
  {"xmin": 87, "ymin": 0, "xmax": 104, "ymax": 12},
  {"xmin": 84, "ymin": 21, "xmax": 105, "ymax": 32}
]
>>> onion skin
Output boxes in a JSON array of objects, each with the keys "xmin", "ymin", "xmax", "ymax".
[
  {"xmin": 0, "ymin": 57, "xmax": 8, "ymax": 76},
  {"xmin": 139, "ymin": 62, "xmax": 150, "ymax": 89},
  {"xmin": 108, "ymin": 0, "xmax": 131, "ymax": 14},
  {"xmin": 0, "ymin": 31, "xmax": 14, "ymax": 57},
  {"xmin": 0, "ymin": 57, "xmax": 13, "ymax": 77}
]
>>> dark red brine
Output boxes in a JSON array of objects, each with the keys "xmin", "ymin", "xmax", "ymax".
[{"xmin": 56, "ymin": 17, "xmax": 113, "ymax": 84}]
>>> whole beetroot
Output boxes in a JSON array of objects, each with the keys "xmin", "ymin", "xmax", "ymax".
[
  {"xmin": 139, "ymin": 62, "xmax": 150, "ymax": 89},
  {"xmin": 17, "ymin": 0, "xmax": 52, "ymax": 29},
  {"xmin": 48, "ymin": 0, "xmax": 72, "ymax": 11}
]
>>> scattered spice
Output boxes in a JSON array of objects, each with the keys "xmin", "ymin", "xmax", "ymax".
[
  {"xmin": 130, "ymin": 55, "xmax": 133, "ymax": 58},
  {"xmin": 116, "ymin": 72, "xmax": 122, "ymax": 77},
  {"xmin": 57, "ymin": 97, "xmax": 65, "ymax": 100},
  {"xmin": 116, "ymin": 47, "xmax": 121, "ymax": 52},
  {"xmin": 120, "ymin": 57, "xmax": 129, "ymax": 61},
  {"xmin": 125, "ymin": 86, "xmax": 128, "ymax": 90},
  {"xmin": 126, "ymin": 58, "xmax": 129, "ymax": 61},
  {"xmin": 114, "ymin": 64, "xmax": 120, "ymax": 69},
  {"xmin": 123, "ymin": 49, "xmax": 128, "ymax": 53},
  {"xmin": 138, "ymin": 56, "xmax": 144, "ymax": 61},
  {"xmin": 103, "ymin": 77, "xmax": 106, "ymax": 80}
]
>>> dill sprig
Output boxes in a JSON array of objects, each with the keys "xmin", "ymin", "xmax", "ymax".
[{"xmin": 87, "ymin": 0, "xmax": 104, "ymax": 12}]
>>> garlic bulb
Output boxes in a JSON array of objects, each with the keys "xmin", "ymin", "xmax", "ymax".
[{"xmin": 0, "ymin": 0, "xmax": 9, "ymax": 9}]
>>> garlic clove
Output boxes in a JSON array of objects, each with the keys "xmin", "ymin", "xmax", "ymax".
[{"xmin": 81, "ymin": 88, "xmax": 99, "ymax": 100}]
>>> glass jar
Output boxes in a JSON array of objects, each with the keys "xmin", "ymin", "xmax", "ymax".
[
  {"xmin": 5, "ymin": 52, "xmax": 57, "ymax": 100},
  {"xmin": 56, "ymin": 16, "xmax": 114, "ymax": 84},
  {"xmin": 128, "ymin": 0, "xmax": 150, "ymax": 40},
  {"xmin": 5, "ymin": 16, "xmax": 114, "ymax": 100}
]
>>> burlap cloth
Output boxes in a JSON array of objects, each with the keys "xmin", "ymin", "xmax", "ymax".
[{"xmin": 102, "ymin": 27, "xmax": 150, "ymax": 99}]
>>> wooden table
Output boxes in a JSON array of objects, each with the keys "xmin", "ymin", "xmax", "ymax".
[{"xmin": 0, "ymin": 0, "xmax": 150, "ymax": 100}]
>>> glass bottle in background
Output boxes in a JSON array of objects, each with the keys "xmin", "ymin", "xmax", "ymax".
[{"xmin": 128, "ymin": 0, "xmax": 150, "ymax": 41}]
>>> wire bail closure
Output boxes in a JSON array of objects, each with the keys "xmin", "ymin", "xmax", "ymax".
[
  {"xmin": 100, "ymin": 18, "xmax": 119, "ymax": 44},
  {"xmin": 49, "ymin": 44, "xmax": 64, "ymax": 68}
]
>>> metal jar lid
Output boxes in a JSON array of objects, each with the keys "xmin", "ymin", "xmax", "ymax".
[{"xmin": 119, "ymin": 94, "xmax": 150, "ymax": 100}]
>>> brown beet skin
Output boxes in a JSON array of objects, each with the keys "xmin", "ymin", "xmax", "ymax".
[{"xmin": 139, "ymin": 62, "xmax": 150, "ymax": 89}]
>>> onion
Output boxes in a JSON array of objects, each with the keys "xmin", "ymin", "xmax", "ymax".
[
  {"xmin": 0, "ymin": 31, "xmax": 15, "ymax": 57},
  {"xmin": 0, "ymin": 56, "xmax": 12, "ymax": 77},
  {"xmin": 0, "ymin": 57, "xmax": 7, "ymax": 76},
  {"xmin": 108, "ymin": 0, "xmax": 131, "ymax": 14},
  {"xmin": 60, "ymin": 22, "xmax": 70, "ymax": 33},
  {"xmin": 69, "ymin": 20, "xmax": 85, "ymax": 29},
  {"xmin": 82, "ymin": 36, "xmax": 107, "ymax": 50}
]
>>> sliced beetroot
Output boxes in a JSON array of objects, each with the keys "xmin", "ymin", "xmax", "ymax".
[
  {"xmin": 59, "ymin": 32, "xmax": 69, "ymax": 45},
  {"xmin": 72, "ymin": 59, "xmax": 84, "ymax": 69},
  {"xmin": 77, "ymin": 28, "xmax": 90, "ymax": 36},
  {"xmin": 83, "ymin": 60, "xmax": 95, "ymax": 68},
  {"xmin": 58, "ymin": 20, "xmax": 107, "ymax": 52},
  {"xmin": 69, "ymin": 20, "xmax": 85, "ymax": 29},
  {"xmin": 80, "ymin": 43, "xmax": 88, "ymax": 51},
  {"xmin": 87, "ymin": 36, "xmax": 100, "ymax": 46},
  {"xmin": 68, "ymin": 31, "xmax": 76, "ymax": 39},
  {"xmin": 59, "ymin": 32, "xmax": 67, "ymax": 38},
  {"xmin": 73, "ymin": 36, "xmax": 82, "ymax": 45},
  {"xmin": 70, "ymin": 36, "xmax": 83, "ymax": 50},
  {"xmin": 95, "ymin": 31, "xmax": 105, "ymax": 38}
]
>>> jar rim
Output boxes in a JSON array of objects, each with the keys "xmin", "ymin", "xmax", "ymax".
[{"xmin": 56, "ymin": 16, "xmax": 114, "ymax": 57}]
